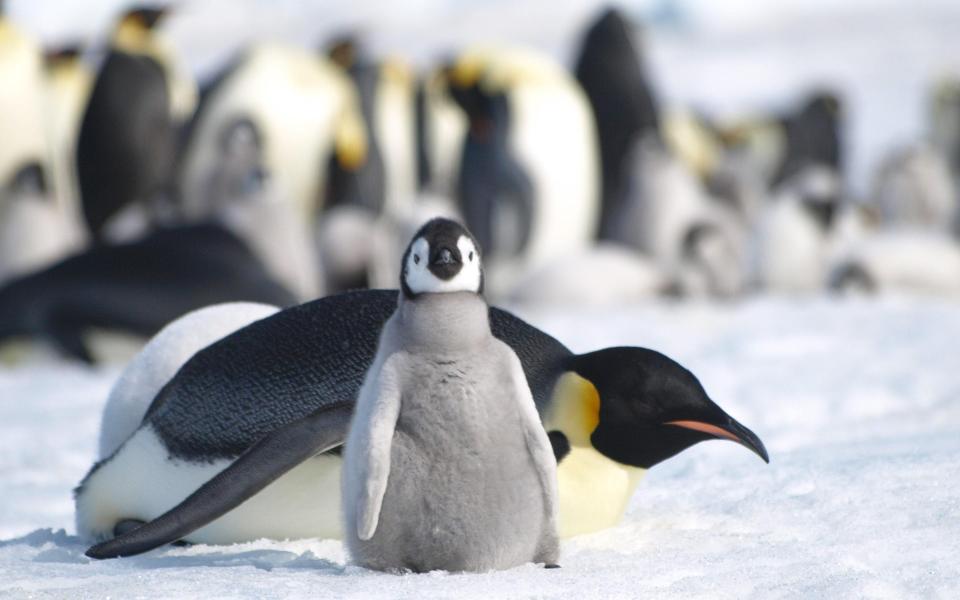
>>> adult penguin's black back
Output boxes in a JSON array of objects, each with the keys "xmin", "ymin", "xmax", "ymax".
[
  {"xmin": 140, "ymin": 289, "xmax": 571, "ymax": 462},
  {"xmin": 574, "ymin": 8, "xmax": 660, "ymax": 241},
  {"xmin": 0, "ymin": 224, "xmax": 297, "ymax": 363},
  {"xmin": 76, "ymin": 9, "xmax": 175, "ymax": 241},
  {"xmin": 773, "ymin": 91, "xmax": 843, "ymax": 186}
]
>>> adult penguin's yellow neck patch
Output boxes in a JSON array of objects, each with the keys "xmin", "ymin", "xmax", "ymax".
[
  {"xmin": 546, "ymin": 372, "xmax": 600, "ymax": 446},
  {"xmin": 546, "ymin": 372, "xmax": 646, "ymax": 538},
  {"xmin": 449, "ymin": 54, "xmax": 483, "ymax": 89},
  {"xmin": 334, "ymin": 108, "xmax": 368, "ymax": 172},
  {"xmin": 113, "ymin": 16, "xmax": 159, "ymax": 56}
]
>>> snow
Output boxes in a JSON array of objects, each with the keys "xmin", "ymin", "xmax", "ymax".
[
  {"xmin": 2, "ymin": 297, "xmax": 959, "ymax": 598},
  {"xmin": 3, "ymin": 1, "xmax": 960, "ymax": 596}
]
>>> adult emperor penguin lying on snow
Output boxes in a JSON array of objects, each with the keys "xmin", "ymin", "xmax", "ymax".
[
  {"xmin": 81, "ymin": 259, "xmax": 768, "ymax": 560},
  {"xmin": 342, "ymin": 219, "xmax": 558, "ymax": 572}
]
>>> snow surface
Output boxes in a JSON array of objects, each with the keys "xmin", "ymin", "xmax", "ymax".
[{"xmin": 1, "ymin": 297, "xmax": 958, "ymax": 599}]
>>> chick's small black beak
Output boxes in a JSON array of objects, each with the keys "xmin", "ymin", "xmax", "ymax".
[
  {"xmin": 665, "ymin": 415, "xmax": 769, "ymax": 463},
  {"xmin": 433, "ymin": 247, "xmax": 457, "ymax": 265},
  {"xmin": 428, "ymin": 246, "xmax": 462, "ymax": 279}
]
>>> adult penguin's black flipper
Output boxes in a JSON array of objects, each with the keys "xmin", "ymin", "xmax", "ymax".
[{"xmin": 85, "ymin": 402, "xmax": 353, "ymax": 559}]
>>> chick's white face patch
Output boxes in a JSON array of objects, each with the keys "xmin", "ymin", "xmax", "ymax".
[{"xmin": 404, "ymin": 235, "xmax": 482, "ymax": 295}]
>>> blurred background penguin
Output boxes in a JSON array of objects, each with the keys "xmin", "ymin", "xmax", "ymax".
[{"xmin": 1, "ymin": 0, "xmax": 960, "ymax": 364}]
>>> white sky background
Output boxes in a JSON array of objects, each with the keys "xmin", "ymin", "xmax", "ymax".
[{"xmin": 8, "ymin": 0, "xmax": 960, "ymax": 194}]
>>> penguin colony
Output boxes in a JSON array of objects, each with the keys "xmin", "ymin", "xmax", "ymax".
[
  {"xmin": 2, "ymin": 5, "xmax": 959, "ymax": 359},
  {"xmin": 0, "ymin": 0, "xmax": 956, "ymax": 574}
]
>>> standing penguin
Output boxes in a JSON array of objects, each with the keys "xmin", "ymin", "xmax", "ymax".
[
  {"xmin": 342, "ymin": 219, "xmax": 558, "ymax": 572},
  {"xmin": 0, "ymin": 3, "xmax": 47, "ymax": 191},
  {"xmin": 43, "ymin": 44, "xmax": 93, "ymax": 234},
  {"xmin": 178, "ymin": 43, "xmax": 366, "ymax": 223},
  {"xmin": 448, "ymin": 76, "xmax": 533, "ymax": 265},
  {"xmin": 574, "ymin": 7, "xmax": 660, "ymax": 241},
  {"xmin": 444, "ymin": 46, "xmax": 600, "ymax": 296},
  {"xmin": 76, "ymin": 5, "xmax": 179, "ymax": 241},
  {"xmin": 751, "ymin": 165, "xmax": 844, "ymax": 293},
  {"xmin": 572, "ymin": 9, "xmax": 745, "ymax": 298},
  {"xmin": 0, "ymin": 5, "xmax": 72, "ymax": 281}
]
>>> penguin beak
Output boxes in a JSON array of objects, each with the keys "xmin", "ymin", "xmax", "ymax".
[
  {"xmin": 427, "ymin": 246, "xmax": 462, "ymax": 280},
  {"xmin": 665, "ymin": 416, "xmax": 769, "ymax": 463},
  {"xmin": 431, "ymin": 247, "xmax": 458, "ymax": 266}
]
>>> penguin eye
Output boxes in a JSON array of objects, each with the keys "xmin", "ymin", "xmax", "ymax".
[
  {"xmin": 414, "ymin": 254, "xmax": 420, "ymax": 265},
  {"xmin": 468, "ymin": 251, "xmax": 474, "ymax": 262}
]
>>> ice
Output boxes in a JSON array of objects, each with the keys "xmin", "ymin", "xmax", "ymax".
[{"xmin": 1, "ymin": 297, "xmax": 958, "ymax": 598}]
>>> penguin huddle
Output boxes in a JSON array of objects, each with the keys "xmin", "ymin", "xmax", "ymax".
[{"xmin": 79, "ymin": 218, "xmax": 768, "ymax": 571}]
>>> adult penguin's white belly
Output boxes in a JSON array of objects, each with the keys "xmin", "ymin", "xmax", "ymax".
[
  {"xmin": 43, "ymin": 53, "xmax": 93, "ymax": 236},
  {"xmin": 179, "ymin": 44, "xmax": 363, "ymax": 221},
  {"xmin": 78, "ymin": 426, "xmax": 345, "ymax": 545},
  {"xmin": 0, "ymin": 189, "xmax": 83, "ymax": 284},
  {"xmin": 374, "ymin": 59, "xmax": 418, "ymax": 215},
  {"xmin": 0, "ymin": 21, "xmax": 48, "ymax": 190},
  {"xmin": 751, "ymin": 194, "xmax": 830, "ymax": 293},
  {"xmin": 509, "ymin": 77, "xmax": 599, "ymax": 265}
]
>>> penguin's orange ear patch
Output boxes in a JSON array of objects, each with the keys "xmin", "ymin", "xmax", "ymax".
[{"xmin": 664, "ymin": 420, "xmax": 743, "ymax": 444}]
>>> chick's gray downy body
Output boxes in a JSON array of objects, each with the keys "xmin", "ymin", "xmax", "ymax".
[{"xmin": 343, "ymin": 258, "xmax": 558, "ymax": 572}]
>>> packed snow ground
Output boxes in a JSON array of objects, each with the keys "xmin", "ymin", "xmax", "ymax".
[{"xmin": 1, "ymin": 297, "xmax": 958, "ymax": 599}]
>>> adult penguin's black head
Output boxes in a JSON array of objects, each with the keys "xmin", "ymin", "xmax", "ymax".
[
  {"xmin": 554, "ymin": 347, "xmax": 768, "ymax": 469},
  {"xmin": 445, "ymin": 66, "xmax": 510, "ymax": 141},
  {"xmin": 43, "ymin": 44, "xmax": 84, "ymax": 67},
  {"xmin": 400, "ymin": 218, "xmax": 483, "ymax": 299},
  {"xmin": 776, "ymin": 90, "xmax": 843, "ymax": 185},
  {"xmin": 125, "ymin": 5, "xmax": 170, "ymax": 30}
]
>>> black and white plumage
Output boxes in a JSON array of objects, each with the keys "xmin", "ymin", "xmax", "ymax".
[
  {"xmin": 572, "ymin": 9, "xmax": 745, "ymax": 298},
  {"xmin": 442, "ymin": 46, "xmax": 600, "ymax": 296},
  {"xmin": 574, "ymin": 7, "xmax": 660, "ymax": 241},
  {"xmin": 79, "ymin": 281, "xmax": 767, "ymax": 558},
  {"xmin": 450, "ymin": 82, "xmax": 534, "ymax": 263},
  {"xmin": 178, "ymin": 43, "xmax": 365, "ymax": 222},
  {"xmin": 76, "ymin": 7, "xmax": 180, "ymax": 241}
]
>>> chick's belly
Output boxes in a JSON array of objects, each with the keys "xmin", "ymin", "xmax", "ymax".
[{"xmin": 381, "ymin": 427, "xmax": 543, "ymax": 547}]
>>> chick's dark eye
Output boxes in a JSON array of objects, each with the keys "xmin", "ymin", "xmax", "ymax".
[
  {"xmin": 413, "ymin": 254, "xmax": 420, "ymax": 265},
  {"xmin": 469, "ymin": 251, "xmax": 474, "ymax": 261}
]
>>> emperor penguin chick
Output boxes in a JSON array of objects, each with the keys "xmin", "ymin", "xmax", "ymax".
[{"xmin": 342, "ymin": 218, "xmax": 559, "ymax": 573}]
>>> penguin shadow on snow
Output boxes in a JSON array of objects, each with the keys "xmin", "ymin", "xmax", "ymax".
[{"xmin": 0, "ymin": 528, "xmax": 343, "ymax": 573}]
